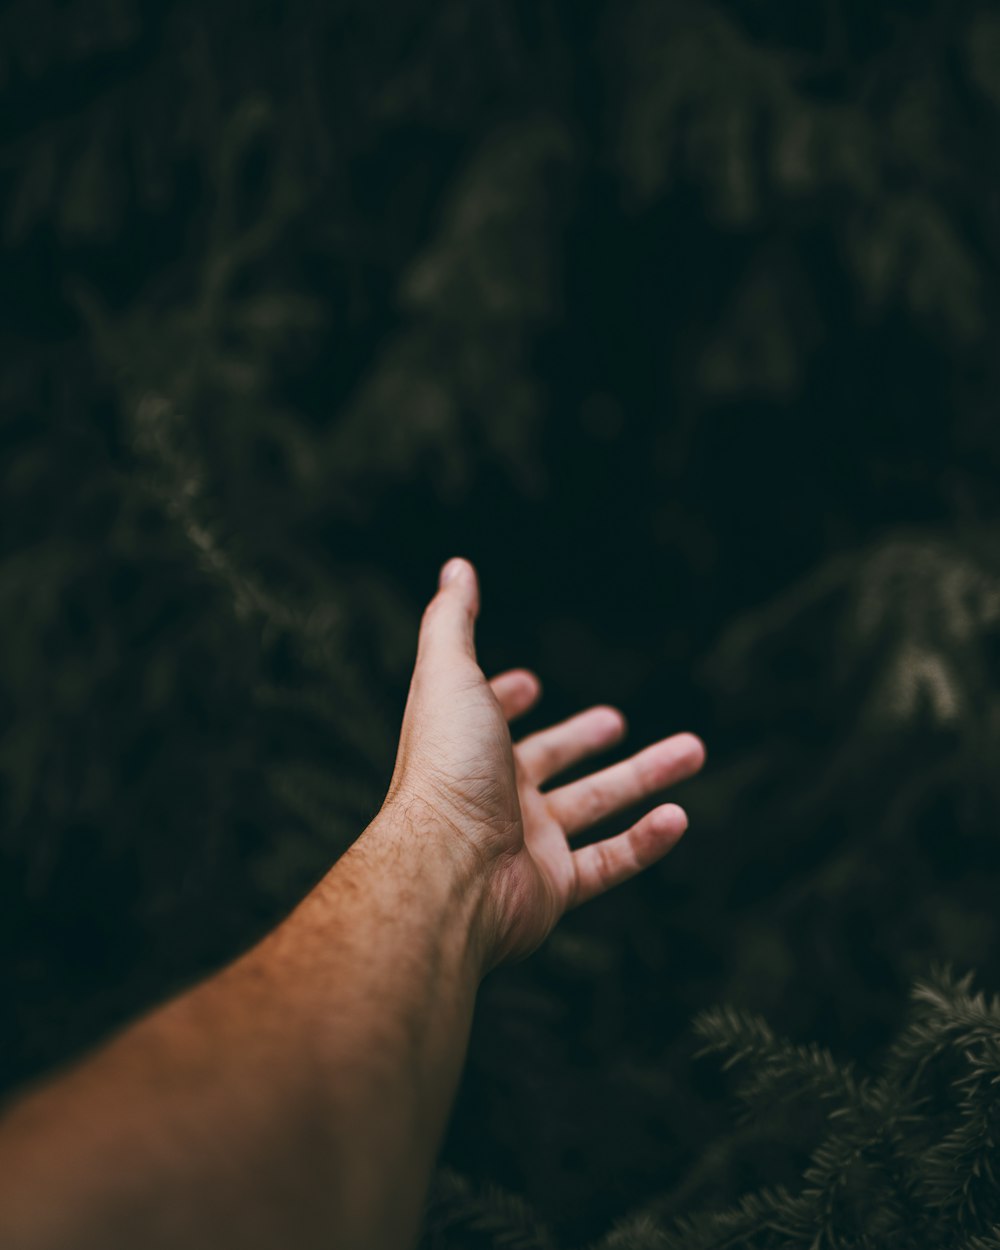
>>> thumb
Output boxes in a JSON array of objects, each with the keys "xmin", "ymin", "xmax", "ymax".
[{"xmin": 416, "ymin": 557, "xmax": 481, "ymax": 666}]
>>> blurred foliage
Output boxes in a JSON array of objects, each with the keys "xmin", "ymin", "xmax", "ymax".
[
  {"xmin": 4, "ymin": 0, "xmax": 1000, "ymax": 1244},
  {"xmin": 425, "ymin": 969, "xmax": 1000, "ymax": 1248}
]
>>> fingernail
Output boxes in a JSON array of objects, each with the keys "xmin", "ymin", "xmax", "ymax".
[{"xmin": 439, "ymin": 558, "xmax": 463, "ymax": 588}]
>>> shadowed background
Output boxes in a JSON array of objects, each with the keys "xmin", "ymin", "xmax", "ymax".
[{"xmin": 4, "ymin": 0, "xmax": 1000, "ymax": 1244}]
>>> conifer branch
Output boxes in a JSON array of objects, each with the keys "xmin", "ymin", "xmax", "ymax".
[{"xmin": 420, "ymin": 1166, "xmax": 558, "ymax": 1250}]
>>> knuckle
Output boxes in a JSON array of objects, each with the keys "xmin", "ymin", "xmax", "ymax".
[
  {"xmin": 539, "ymin": 741, "xmax": 561, "ymax": 776},
  {"xmin": 584, "ymin": 778, "xmax": 611, "ymax": 823},
  {"xmin": 594, "ymin": 839, "xmax": 617, "ymax": 889}
]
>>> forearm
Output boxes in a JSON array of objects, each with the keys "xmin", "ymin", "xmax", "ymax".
[{"xmin": 0, "ymin": 806, "xmax": 488, "ymax": 1250}]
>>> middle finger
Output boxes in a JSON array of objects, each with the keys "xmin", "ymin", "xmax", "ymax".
[{"xmin": 546, "ymin": 732, "xmax": 705, "ymax": 836}]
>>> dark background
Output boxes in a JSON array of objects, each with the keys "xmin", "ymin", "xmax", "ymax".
[{"xmin": 4, "ymin": 0, "xmax": 1000, "ymax": 1244}]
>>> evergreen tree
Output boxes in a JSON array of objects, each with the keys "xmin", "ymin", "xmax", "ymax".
[
  {"xmin": 4, "ymin": 0, "xmax": 1000, "ymax": 1243},
  {"xmin": 422, "ymin": 968, "xmax": 1000, "ymax": 1248}
]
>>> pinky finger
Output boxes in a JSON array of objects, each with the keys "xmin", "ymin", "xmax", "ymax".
[{"xmin": 568, "ymin": 803, "xmax": 688, "ymax": 909}]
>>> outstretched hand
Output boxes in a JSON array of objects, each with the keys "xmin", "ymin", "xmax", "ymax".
[{"xmin": 384, "ymin": 557, "xmax": 706, "ymax": 972}]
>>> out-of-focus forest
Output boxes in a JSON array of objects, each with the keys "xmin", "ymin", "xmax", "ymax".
[{"xmin": 4, "ymin": 0, "xmax": 1000, "ymax": 1245}]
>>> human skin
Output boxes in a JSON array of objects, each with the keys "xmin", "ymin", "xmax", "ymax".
[{"xmin": 0, "ymin": 557, "xmax": 706, "ymax": 1250}]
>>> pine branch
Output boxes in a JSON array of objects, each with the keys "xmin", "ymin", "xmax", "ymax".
[
  {"xmin": 584, "ymin": 1211, "xmax": 671, "ymax": 1250},
  {"xmin": 664, "ymin": 1185, "xmax": 812, "ymax": 1250},
  {"xmin": 420, "ymin": 1167, "xmax": 558, "ymax": 1250},
  {"xmin": 693, "ymin": 1005, "xmax": 859, "ymax": 1115},
  {"xmin": 682, "ymin": 970, "xmax": 1000, "ymax": 1248}
]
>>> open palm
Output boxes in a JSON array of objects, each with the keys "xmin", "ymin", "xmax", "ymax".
[{"xmin": 386, "ymin": 557, "xmax": 706, "ymax": 971}]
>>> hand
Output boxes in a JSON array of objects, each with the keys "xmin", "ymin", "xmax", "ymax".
[{"xmin": 383, "ymin": 557, "xmax": 706, "ymax": 973}]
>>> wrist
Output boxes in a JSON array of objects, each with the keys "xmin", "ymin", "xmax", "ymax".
[{"xmin": 347, "ymin": 799, "xmax": 496, "ymax": 984}]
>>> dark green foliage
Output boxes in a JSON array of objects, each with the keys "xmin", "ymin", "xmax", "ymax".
[
  {"xmin": 691, "ymin": 1005, "xmax": 859, "ymax": 1114},
  {"xmin": 677, "ymin": 967, "xmax": 1000, "ymax": 1248},
  {"xmin": 422, "ymin": 1168, "xmax": 558, "ymax": 1250},
  {"xmin": 425, "ymin": 968, "xmax": 1000, "ymax": 1248},
  {"xmin": 4, "ymin": 0, "xmax": 1000, "ymax": 1245}
]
